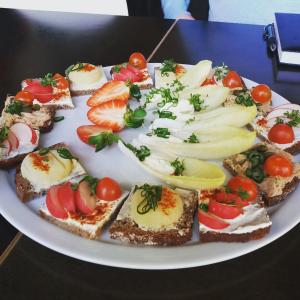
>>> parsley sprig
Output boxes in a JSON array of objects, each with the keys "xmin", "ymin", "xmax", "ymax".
[
  {"xmin": 147, "ymin": 127, "xmax": 171, "ymax": 139},
  {"xmin": 124, "ymin": 106, "xmax": 147, "ymax": 128},
  {"xmin": 189, "ymin": 94, "xmax": 205, "ymax": 112},
  {"xmin": 214, "ymin": 63, "xmax": 229, "ymax": 80},
  {"xmin": 41, "ymin": 73, "xmax": 56, "ymax": 87},
  {"xmin": 154, "ymin": 110, "xmax": 177, "ymax": 120},
  {"xmin": 184, "ymin": 133, "xmax": 199, "ymax": 143},
  {"xmin": 235, "ymin": 91, "xmax": 255, "ymax": 107},
  {"xmin": 5, "ymin": 100, "xmax": 32, "ymax": 115},
  {"xmin": 276, "ymin": 110, "xmax": 300, "ymax": 127},
  {"xmin": 0, "ymin": 126, "xmax": 9, "ymax": 145},
  {"xmin": 65, "ymin": 63, "xmax": 85, "ymax": 76},
  {"xmin": 124, "ymin": 143, "xmax": 151, "ymax": 161},
  {"xmin": 57, "ymin": 148, "xmax": 78, "ymax": 160},
  {"xmin": 170, "ymin": 158, "xmax": 185, "ymax": 176},
  {"xmin": 160, "ymin": 59, "xmax": 177, "ymax": 76},
  {"xmin": 88, "ymin": 132, "xmax": 120, "ymax": 152}
]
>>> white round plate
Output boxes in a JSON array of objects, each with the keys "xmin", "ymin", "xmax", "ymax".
[{"xmin": 0, "ymin": 63, "xmax": 299, "ymax": 269}]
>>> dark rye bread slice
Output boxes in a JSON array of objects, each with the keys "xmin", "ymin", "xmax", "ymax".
[
  {"xmin": 109, "ymin": 189, "xmax": 197, "ymax": 246},
  {"xmin": 223, "ymin": 143, "xmax": 300, "ymax": 206},
  {"xmin": 2, "ymin": 96, "xmax": 56, "ymax": 133},
  {"xmin": 70, "ymin": 89, "xmax": 98, "ymax": 97},
  {"xmin": 200, "ymin": 227, "xmax": 271, "ymax": 243},
  {"xmin": 15, "ymin": 142, "xmax": 82, "ymax": 202},
  {"xmin": 0, "ymin": 151, "xmax": 36, "ymax": 170}
]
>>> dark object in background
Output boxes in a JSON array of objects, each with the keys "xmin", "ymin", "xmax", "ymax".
[
  {"xmin": 264, "ymin": 23, "xmax": 277, "ymax": 52},
  {"xmin": 127, "ymin": 0, "xmax": 209, "ymax": 20}
]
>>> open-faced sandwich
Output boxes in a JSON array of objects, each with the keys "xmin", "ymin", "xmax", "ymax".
[
  {"xmin": 40, "ymin": 176, "xmax": 129, "ymax": 239},
  {"xmin": 1, "ymin": 93, "xmax": 56, "ymax": 133},
  {"xmin": 110, "ymin": 52, "xmax": 153, "ymax": 89},
  {"xmin": 109, "ymin": 184, "xmax": 198, "ymax": 246},
  {"xmin": 223, "ymin": 143, "xmax": 300, "ymax": 206},
  {"xmin": 21, "ymin": 73, "xmax": 74, "ymax": 109},
  {"xmin": 16, "ymin": 143, "xmax": 86, "ymax": 202},
  {"xmin": 0, "ymin": 123, "xmax": 39, "ymax": 169},
  {"xmin": 198, "ymin": 175, "xmax": 271, "ymax": 242},
  {"xmin": 66, "ymin": 63, "xmax": 107, "ymax": 96},
  {"xmin": 250, "ymin": 103, "xmax": 300, "ymax": 154}
]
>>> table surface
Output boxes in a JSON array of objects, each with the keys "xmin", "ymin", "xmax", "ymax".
[{"xmin": 1, "ymin": 8, "xmax": 300, "ymax": 300}]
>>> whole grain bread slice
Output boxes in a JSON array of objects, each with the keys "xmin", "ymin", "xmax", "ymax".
[
  {"xmin": 223, "ymin": 143, "xmax": 300, "ymax": 206},
  {"xmin": 15, "ymin": 143, "xmax": 84, "ymax": 202},
  {"xmin": 0, "ymin": 151, "xmax": 36, "ymax": 170},
  {"xmin": 109, "ymin": 188, "xmax": 198, "ymax": 246}
]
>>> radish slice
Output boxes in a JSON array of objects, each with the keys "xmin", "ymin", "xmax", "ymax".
[
  {"xmin": 272, "ymin": 103, "xmax": 300, "ymax": 111},
  {"xmin": 1, "ymin": 139, "xmax": 12, "ymax": 155},
  {"xmin": 7, "ymin": 130, "xmax": 19, "ymax": 150},
  {"xmin": 10, "ymin": 123, "xmax": 36, "ymax": 145}
]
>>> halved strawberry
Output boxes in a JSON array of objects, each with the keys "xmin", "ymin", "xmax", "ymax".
[
  {"xmin": 87, "ymin": 100, "xmax": 126, "ymax": 132},
  {"xmin": 87, "ymin": 80, "xmax": 129, "ymax": 107},
  {"xmin": 77, "ymin": 125, "xmax": 112, "ymax": 144}
]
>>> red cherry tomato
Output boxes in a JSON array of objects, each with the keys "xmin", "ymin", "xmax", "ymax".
[
  {"xmin": 198, "ymin": 210, "xmax": 229, "ymax": 229},
  {"xmin": 251, "ymin": 84, "xmax": 272, "ymax": 104},
  {"xmin": 264, "ymin": 154, "xmax": 293, "ymax": 177},
  {"xmin": 15, "ymin": 91, "xmax": 34, "ymax": 104},
  {"xmin": 222, "ymin": 71, "xmax": 243, "ymax": 89},
  {"xmin": 53, "ymin": 73, "xmax": 69, "ymax": 89},
  {"xmin": 227, "ymin": 176, "xmax": 258, "ymax": 202},
  {"xmin": 214, "ymin": 192, "xmax": 249, "ymax": 207},
  {"xmin": 268, "ymin": 123, "xmax": 295, "ymax": 144},
  {"xmin": 208, "ymin": 199, "xmax": 241, "ymax": 219},
  {"xmin": 24, "ymin": 80, "xmax": 53, "ymax": 103},
  {"xmin": 96, "ymin": 177, "xmax": 122, "ymax": 201},
  {"xmin": 128, "ymin": 52, "xmax": 147, "ymax": 70}
]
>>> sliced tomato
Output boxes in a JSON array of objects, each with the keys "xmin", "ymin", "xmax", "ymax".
[
  {"xmin": 208, "ymin": 199, "xmax": 241, "ymax": 219},
  {"xmin": 227, "ymin": 176, "xmax": 258, "ymax": 202},
  {"xmin": 46, "ymin": 186, "xmax": 68, "ymax": 219},
  {"xmin": 214, "ymin": 192, "xmax": 249, "ymax": 207},
  {"xmin": 128, "ymin": 52, "xmax": 147, "ymax": 69},
  {"xmin": 15, "ymin": 91, "xmax": 34, "ymax": 104},
  {"xmin": 77, "ymin": 125, "xmax": 111, "ymax": 144},
  {"xmin": 24, "ymin": 80, "xmax": 53, "ymax": 103},
  {"xmin": 96, "ymin": 177, "xmax": 122, "ymax": 201},
  {"xmin": 222, "ymin": 71, "xmax": 243, "ymax": 89},
  {"xmin": 251, "ymin": 84, "xmax": 272, "ymax": 104},
  {"xmin": 57, "ymin": 182, "xmax": 76, "ymax": 213},
  {"xmin": 268, "ymin": 123, "xmax": 295, "ymax": 144},
  {"xmin": 75, "ymin": 181, "xmax": 97, "ymax": 215},
  {"xmin": 198, "ymin": 210, "xmax": 229, "ymax": 229},
  {"xmin": 53, "ymin": 73, "xmax": 69, "ymax": 90},
  {"xmin": 264, "ymin": 154, "xmax": 293, "ymax": 177}
]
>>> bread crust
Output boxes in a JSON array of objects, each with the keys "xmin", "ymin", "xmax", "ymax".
[
  {"xmin": 70, "ymin": 89, "xmax": 97, "ymax": 97},
  {"xmin": 109, "ymin": 190, "xmax": 198, "ymax": 246},
  {"xmin": 0, "ymin": 152, "xmax": 32, "ymax": 170},
  {"xmin": 200, "ymin": 226, "xmax": 271, "ymax": 243}
]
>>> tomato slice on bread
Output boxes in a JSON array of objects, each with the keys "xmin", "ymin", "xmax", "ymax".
[
  {"xmin": 227, "ymin": 176, "xmax": 258, "ymax": 202},
  {"xmin": 198, "ymin": 210, "xmax": 229, "ymax": 229},
  {"xmin": 15, "ymin": 91, "xmax": 34, "ymax": 104},
  {"xmin": 264, "ymin": 154, "xmax": 293, "ymax": 177},
  {"xmin": 222, "ymin": 71, "xmax": 243, "ymax": 89}
]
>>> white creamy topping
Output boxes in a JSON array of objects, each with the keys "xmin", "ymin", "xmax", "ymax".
[
  {"xmin": 70, "ymin": 76, "xmax": 107, "ymax": 92},
  {"xmin": 199, "ymin": 203, "xmax": 271, "ymax": 234},
  {"xmin": 144, "ymin": 154, "xmax": 174, "ymax": 175},
  {"xmin": 32, "ymin": 96, "xmax": 74, "ymax": 108}
]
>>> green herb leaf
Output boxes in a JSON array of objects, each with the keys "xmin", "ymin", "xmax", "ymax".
[
  {"xmin": 135, "ymin": 184, "xmax": 163, "ymax": 214},
  {"xmin": 284, "ymin": 110, "xmax": 300, "ymax": 127},
  {"xmin": 124, "ymin": 142, "xmax": 150, "ymax": 161},
  {"xmin": 70, "ymin": 183, "xmax": 79, "ymax": 191},
  {"xmin": 54, "ymin": 116, "xmax": 64, "ymax": 122},
  {"xmin": 88, "ymin": 132, "xmax": 120, "ymax": 152},
  {"xmin": 128, "ymin": 83, "xmax": 142, "ymax": 101},
  {"xmin": 65, "ymin": 63, "xmax": 85, "ymax": 76},
  {"xmin": 124, "ymin": 106, "xmax": 146, "ymax": 128},
  {"xmin": 186, "ymin": 117, "xmax": 195, "ymax": 125},
  {"xmin": 41, "ymin": 73, "xmax": 56, "ymax": 87},
  {"xmin": 160, "ymin": 59, "xmax": 177, "ymax": 76},
  {"xmin": 82, "ymin": 175, "xmax": 98, "ymax": 195},
  {"xmin": 5, "ymin": 100, "xmax": 31, "ymax": 116},
  {"xmin": 155, "ymin": 110, "xmax": 177, "ymax": 120},
  {"xmin": 170, "ymin": 158, "xmax": 184, "ymax": 176},
  {"xmin": 199, "ymin": 203, "xmax": 208, "ymax": 212},
  {"xmin": 150, "ymin": 127, "xmax": 170, "ymax": 139},
  {"xmin": 38, "ymin": 147, "xmax": 50, "ymax": 156},
  {"xmin": 184, "ymin": 133, "xmax": 199, "ymax": 143},
  {"xmin": 235, "ymin": 91, "xmax": 255, "ymax": 107},
  {"xmin": 237, "ymin": 187, "xmax": 250, "ymax": 200},
  {"xmin": 170, "ymin": 79, "xmax": 185, "ymax": 92},
  {"xmin": 246, "ymin": 166, "xmax": 265, "ymax": 183},
  {"xmin": 214, "ymin": 63, "xmax": 229, "ymax": 80},
  {"xmin": 0, "ymin": 126, "xmax": 9, "ymax": 144},
  {"xmin": 57, "ymin": 148, "xmax": 78, "ymax": 160},
  {"xmin": 189, "ymin": 94, "xmax": 205, "ymax": 112}
]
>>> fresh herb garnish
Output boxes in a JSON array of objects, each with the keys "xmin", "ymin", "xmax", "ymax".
[
  {"xmin": 148, "ymin": 127, "xmax": 170, "ymax": 139},
  {"xmin": 65, "ymin": 63, "xmax": 85, "ymax": 76},
  {"xmin": 170, "ymin": 158, "xmax": 184, "ymax": 176},
  {"xmin": 82, "ymin": 175, "xmax": 98, "ymax": 195},
  {"xmin": 189, "ymin": 94, "xmax": 205, "ymax": 112},
  {"xmin": 128, "ymin": 83, "xmax": 142, "ymax": 101},
  {"xmin": 236, "ymin": 187, "xmax": 249, "ymax": 200},
  {"xmin": 88, "ymin": 132, "xmax": 120, "ymax": 152},
  {"xmin": 157, "ymin": 88, "xmax": 179, "ymax": 108},
  {"xmin": 214, "ymin": 63, "xmax": 229, "ymax": 80},
  {"xmin": 170, "ymin": 79, "xmax": 185, "ymax": 92},
  {"xmin": 246, "ymin": 166, "xmax": 265, "ymax": 183},
  {"xmin": 284, "ymin": 110, "xmax": 300, "ymax": 127},
  {"xmin": 235, "ymin": 91, "xmax": 255, "ymax": 107},
  {"xmin": 160, "ymin": 59, "xmax": 177, "ymax": 76},
  {"xmin": 124, "ymin": 143, "xmax": 150, "ymax": 161},
  {"xmin": 41, "ymin": 73, "xmax": 56, "ymax": 87},
  {"xmin": 155, "ymin": 110, "xmax": 177, "ymax": 120},
  {"xmin": 5, "ymin": 100, "xmax": 31, "ymax": 116},
  {"xmin": 38, "ymin": 147, "xmax": 50, "ymax": 156},
  {"xmin": 134, "ymin": 184, "xmax": 163, "ymax": 214},
  {"xmin": 57, "ymin": 148, "xmax": 78, "ymax": 160},
  {"xmin": 184, "ymin": 133, "xmax": 199, "ymax": 143},
  {"xmin": 186, "ymin": 117, "xmax": 195, "ymax": 124},
  {"xmin": 54, "ymin": 116, "xmax": 64, "ymax": 122},
  {"xmin": 275, "ymin": 117, "xmax": 284, "ymax": 124},
  {"xmin": 199, "ymin": 203, "xmax": 208, "ymax": 212},
  {"xmin": 124, "ymin": 106, "xmax": 146, "ymax": 128},
  {"xmin": 70, "ymin": 183, "xmax": 79, "ymax": 191},
  {"xmin": 0, "ymin": 126, "xmax": 9, "ymax": 144}
]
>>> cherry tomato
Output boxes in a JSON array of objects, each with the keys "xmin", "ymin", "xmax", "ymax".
[
  {"xmin": 227, "ymin": 176, "xmax": 258, "ymax": 202},
  {"xmin": 128, "ymin": 52, "xmax": 147, "ymax": 70},
  {"xmin": 15, "ymin": 91, "xmax": 34, "ymax": 104},
  {"xmin": 264, "ymin": 154, "xmax": 293, "ymax": 177},
  {"xmin": 96, "ymin": 177, "xmax": 122, "ymax": 201},
  {"xmin": 208, "ymin": 199, "xmax": 241, "ymax": 219},
  {"xmin": 222, "ymin": 71, "xmax": 243, "ymax": 89},
  {"xmin": 214, "ymin": 192, "xmax": 249, "ymax": 207},
  {"xmin": 53, "ymin": 73, "xmax": 69, "ymax": 89},
  {"xmin": 268, "ymin": 123, "xmax": 295, "ymax": 144},
  {"xmin": 198, "ymin": 210, "xmax": 229, "ymax": 229},
  {"xmin": 251, "ymin": 84, "xmax": 272, "ymax": 104}
]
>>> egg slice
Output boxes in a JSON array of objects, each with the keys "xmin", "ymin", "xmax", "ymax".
[{"xmin": 68, "ymin": 63, "xmax": 103, "ymax": 84}]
